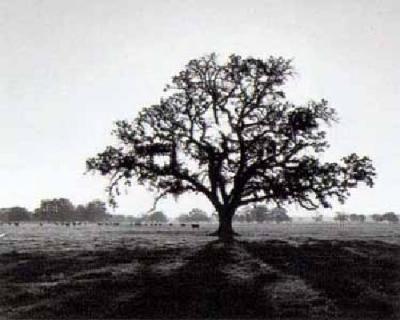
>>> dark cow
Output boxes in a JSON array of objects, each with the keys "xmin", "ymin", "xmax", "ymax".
[{"xmin": 191, "ymin": 224, "xmax": 200, "ymax": 229}]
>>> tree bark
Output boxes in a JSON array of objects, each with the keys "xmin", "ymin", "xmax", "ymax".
[{"xmin": 210, "ymin": 209, "xmax": 238, "ymax": 241}]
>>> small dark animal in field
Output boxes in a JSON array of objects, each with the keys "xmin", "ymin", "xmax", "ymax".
[
  {"xmin": 134, "ymin": 222, "xmax": 142, "ymax": 226},
  {"xmin": 113, "ymin": 223, "xmax": 120, "ymax": 226},
  {"xmin": 14, "ymin": 222, "xmax": 19, "ymax": 226},
  {"xmin": 72, "ymin": 222, "xmax": 77, "ymax": 226},
  {"xmin": 181, "ymin": 223, "xmax": 186, "ymax": 227},
  {"xmin": 65, "ymin": 223, "xmax": 70, "ymax": 227},
  {"xmin": 39, "ymin": 223, "xmax": 43, "ymax": 226},
  {"xmin": 98, "ymin": 223, "xmax": 103, "ymax": 226},
  {"xmin": 191, "ymin": 224, "xmax": 200, "ymax": 229},
  {"xmin": 169, "ymin": 223, "xmax": 173, "ymax": 226}
]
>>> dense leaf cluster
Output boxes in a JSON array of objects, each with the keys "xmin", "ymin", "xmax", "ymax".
[{"xmin": 87, "ymin": 54, "xmax": 376, "ymax": 217}]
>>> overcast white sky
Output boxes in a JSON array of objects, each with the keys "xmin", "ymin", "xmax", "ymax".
[{"xmin": 1, "ymin": 0, "xmax": 399, "ymax": 217}]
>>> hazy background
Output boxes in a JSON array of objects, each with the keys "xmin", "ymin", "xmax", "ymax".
[{"xmin": 1, "ymin": 0, "xmax": 399, "ymax": 218}]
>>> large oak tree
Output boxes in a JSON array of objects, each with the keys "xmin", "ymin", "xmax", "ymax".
[{"xmin": 87, "ymin": 54, "xmax": 376, "ymax": 240}]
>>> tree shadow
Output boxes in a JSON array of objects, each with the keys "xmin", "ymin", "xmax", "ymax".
[
  {"xmin": 111, "ymin": 240, "xmax": 280, "ymax": 319},
  {"xmin": 244, "ymin": 239, "xmax": 400, "ymax": 319},
  {"xmin": 3, "ymin": 239, "xmax": 399, "ymax": 319}
]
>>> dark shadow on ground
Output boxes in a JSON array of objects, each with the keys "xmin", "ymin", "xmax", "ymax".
[
  {"xmin": 244, "ymin": 239, "xmax": 400, "ymax": 319},
  {"xmin": 0, "ymin": 239, "xmax": 399, "ymax": 319}
]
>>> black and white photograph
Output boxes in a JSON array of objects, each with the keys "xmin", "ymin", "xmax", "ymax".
[{"xmin": 0, "ymin": 1, "xmax": 399, "ymax": 319}]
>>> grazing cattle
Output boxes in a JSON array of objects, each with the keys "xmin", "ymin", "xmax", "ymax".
[
  {"xmin": 169, "ymin": 223, "xmax": 173, "ymax": 226},
  {"xmin": 14, "ymin": 222, "xmax": 19, "ymax": 227},
  {"xmin": 191, "ymin": 224, "xmax": 200, "ymax": 229},
  {"xmin": 65, "ymin": 223, "xmax": 70, "ymax": 227},
  {"xmin": 113, "ymin": 223, "xmax": 120, "ymax": 226},
  {"xmin": 180, "ymin": 223, "xmax": 186, "ymax": 227},
  {"xmin": 134, "ymin": 222, "xmax": 142, "ymax": 226},
  {"xmin": 98, "ymin": 223, "xmax": 103, "ymax": 226}
]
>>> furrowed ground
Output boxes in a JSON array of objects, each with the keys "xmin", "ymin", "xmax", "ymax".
[{"xmin": 0, "ymin": 223, "xmax": 399, "ymax": 319}]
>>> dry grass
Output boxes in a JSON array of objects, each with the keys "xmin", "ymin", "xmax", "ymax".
[{"xmin": 0, "ymin": 222, "xmax": 399, "ymax": 319}]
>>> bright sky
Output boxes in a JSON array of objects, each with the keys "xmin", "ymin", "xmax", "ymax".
[{"xmin": 1, "ymin": 0, "xmax": 399, "ymax": 218}]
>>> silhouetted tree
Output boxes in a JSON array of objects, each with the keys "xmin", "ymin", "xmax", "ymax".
[{"xmin": 87, "ymin": 54, "xmax": 376, "ymax": 240}]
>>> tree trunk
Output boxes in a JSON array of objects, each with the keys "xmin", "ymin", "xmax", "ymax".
[{"xmin": 210, "ymin": 209, "xmax": 238, "ymax": 241}]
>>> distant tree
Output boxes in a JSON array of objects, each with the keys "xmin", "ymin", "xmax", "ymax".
[
  {"xmin": 34, "ymin": 198, "xmax": 75, "ymax": 221},
  {"xmin": 312, "ymin": 214, "xmax": 323, "ymax": 223},
  {"xmin": 349, "ymin": 213, "xmax": 366, "ymax": 223},
  {"xmin": 334, "ymin": 212, "xmax": 348, "ymax": 225},
  {"xmin": 267, "ymin": 207, "xmax": 291, "ymax": 223},
  {"xmin": 0, "ymin": 207, "xmax": 32, "ymax": 222},
  {"xmin": 382, "ymin": 212, "xmax": 399, "ymax": 224},
  {"xmin": 83, "ymin": 200, "xmax": 109, "ymax": 221},
  {"xmin": 371, "ymin": 214, "xmax": 383, "ymax": 223},
  {"xmin": 87, "ymin": 54, "xmax": 376, "ymax": 240},
  {"xmin": 234, "ymin": 205, "xmax": 290, "ymax": 223},
  {"xmin": 147, "ymin": 211, "xmax": 168, "ymax": 223},
  {"xmin": 75, "ymin": 204, "xmax": 87, "ymax": 221},
  {"xmin": 249, "ymin": 205, "xmax": 269, "ymax": 223},
  {"xmin": 178, "ymin": 208, "xmax": 210, "ymax": 223},
  {"xmin": 233, "ymin": 213, "xmax": 247, "ymax": 223}
]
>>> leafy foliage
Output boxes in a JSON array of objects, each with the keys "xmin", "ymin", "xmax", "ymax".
[{"xmin": 87, "ymin": 54, "xmax": 376, "ymax": 228}]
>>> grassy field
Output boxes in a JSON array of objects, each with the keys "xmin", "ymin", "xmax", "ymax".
[{"xmin": 0, "ymin": 222, "xmax": 399, "ymax": 319}]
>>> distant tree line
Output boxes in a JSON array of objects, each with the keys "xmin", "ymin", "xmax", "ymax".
[
  {"xmin": 177, "ymin": 208, "xmax": 211, "ymax": 223},
  {"xmin": 233, "ymin": 205, "xmax": 291, "ymax": 224},
  {"xmin": 0, "ymin": 198, "xmax": 110, "ymax": 222},
  {"xmin": 334, "ymin": 212, "xmax": 366, "ymax": 223},
  {"xmin": 333, "ymin": 211, "xmax": 398, "ymax": 224},
  {"xmin": 131, "ymin": 209, "xmax": 212, "ymax": 224},
  {"xmin": 371, "ymin": 212, "xmax": 399, "ymax": 223},
  {"xmin": 139, "ymin": 211, "xmax": 169, "ymax": 223}
]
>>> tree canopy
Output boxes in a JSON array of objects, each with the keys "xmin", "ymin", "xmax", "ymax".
[{"xmin": 87, "ymin": 53, "xmax": 376, "ymax": 239}]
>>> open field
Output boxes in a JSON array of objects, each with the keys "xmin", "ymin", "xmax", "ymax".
[{"xmin": 0, "ymin": 222, "xmax": 399, "ymax": 319}]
